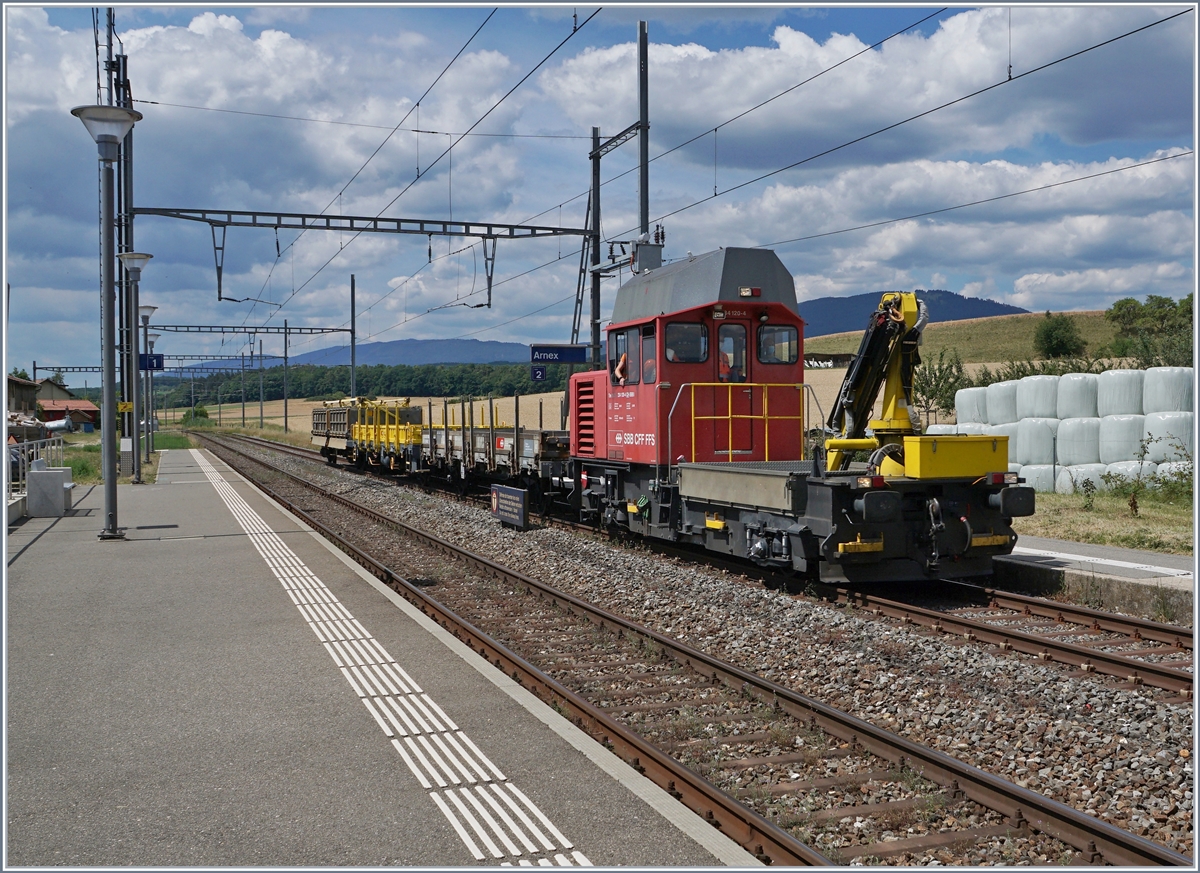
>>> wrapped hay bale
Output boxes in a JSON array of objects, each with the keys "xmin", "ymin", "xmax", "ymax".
[
  {"xmin": 1056, "ymin": 417, "xmax": 1101, "ymax": 466},
  {"xmin": 1055, "ymin": 463, "xmax": 1108, "ymax": 494},
  {"xmin": 1016, "ymin": 375, "xmax": 1059, "ymax": 420},
  {"xmin": 1009, "ymin": 462, "xmax": 1023, "ymax": 474},
  {"xmin": 985, "ymin": 380, "xmax": 1019, "ymax": 425},
  {"xmin": 1104, "ymin": 460, "xmax": 1157, "ymax": 486},
  {"xmin": 1097, "ymin": 369, "xmax": 1144, "ymax": 416},
  {"xmin": 986, "ymin": 422, "xmax": 1020, "ymax": 465},
  {"xmin": 1017, "ymin": 417, "xmax": 1059, "ymax": 465},
  {"xmin": 1019, "ymin": 464, "xmax": 1057, "ymax": 493},
  {"xmin": 1098, "ymin": 414, "xmax": 1145, "ymax": 464},
  {"xmin": 955, "ymin": 422, "xmax": 988, "ymax": 435},
  {"xmin": 1143, "ymin": 411, "xmax": 1193, "ymax": 463},
  {"xmin": 924, "ymin": 424, "xmax": 957, "ymax": 435},
  {"xmin": 954, "ymin": 387, "xmax": 988, "ymax": 424},
  {"xmin": 1056, "ymin": 373, "xmax": 1099, "ymax": 420},
  {"xmin": 1156, "ymin": 461, "xmax": 1193, "ymax": 483},
  {"xmin": 1143, "ymin": 367, "xmax": 1194, "ymax": 414}
]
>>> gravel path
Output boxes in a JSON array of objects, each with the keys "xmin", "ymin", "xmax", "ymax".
[{"xmin": 235, "ymin": 447, "xmax": 1194, "ymax": 857}]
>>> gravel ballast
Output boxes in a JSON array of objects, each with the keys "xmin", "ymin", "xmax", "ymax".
[{"xmin": 230, "ymin": 446, "xmax": 1195, "ymax": 857}]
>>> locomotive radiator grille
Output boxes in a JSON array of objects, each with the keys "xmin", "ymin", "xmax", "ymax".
[{"xmin": 575, "ymin": 382, "xmax": 596, "ymax": 456}]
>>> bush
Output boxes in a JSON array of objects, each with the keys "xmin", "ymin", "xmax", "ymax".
[
  {"xmin": 180, "ymin": 406, "xmax": 211, "ymax": 425},
  {"xmin": 912, "ymin": 347, "xmax": 970, "ymax": 422},
  {"xmin": 1034, "ymin": 311, "xmax": 1086, "ymax": 358}
]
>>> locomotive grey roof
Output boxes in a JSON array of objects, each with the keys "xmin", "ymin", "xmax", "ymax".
[{"xmin": 609, "ymin": 246, "xmax": 798, "ymax": 325}]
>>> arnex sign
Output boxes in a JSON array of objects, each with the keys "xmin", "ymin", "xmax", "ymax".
[{"xmin": 530, "ymin": 344, "xmax": 588, "ymax": 364}]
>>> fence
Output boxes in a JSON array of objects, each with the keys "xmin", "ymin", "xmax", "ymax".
[{"xmin": 7, "ymin": 436, "xmax": 65, "ymax": 502}]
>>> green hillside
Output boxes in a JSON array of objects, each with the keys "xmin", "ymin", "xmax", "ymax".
[{"xmin": 804, "ymin": 310, "xmax": 1118, "ymax": 363}]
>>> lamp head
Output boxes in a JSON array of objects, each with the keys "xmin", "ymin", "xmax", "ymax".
[
  {"xmin": 118, "ymin": 252, "xmax": 153, "ymax": 281},
  {"xmin": 147, "ymin": 333, "xmax": 160, "ymax": 349},
  {"xmin": 71, "ymin": 105, "xmax": 142, "ymax": 162},
  {"xmin": 138, "ymin": 303, "xmax": 158, "ymax": 323}
]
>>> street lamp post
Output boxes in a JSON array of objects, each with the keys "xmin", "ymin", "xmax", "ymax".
[
  {"xmin": 72, "ymin": 103, "xmax": 142, "ymax": 539},
  {"xmin": 119, "ymin": 256, "xmax": 152, "ymax": 482},
  {"xmin": 147, "ymin": 332, "xmax": 159, "ymax": 454},
  {"xmin": 137, "ymin": 301, "xmax": 157, "ymax": 466}
]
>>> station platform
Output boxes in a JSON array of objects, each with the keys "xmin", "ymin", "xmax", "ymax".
[{"xmin": 6, "ymin": 448, "xmax": 756, "ymax": 867}]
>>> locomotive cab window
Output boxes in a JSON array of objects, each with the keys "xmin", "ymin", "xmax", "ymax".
[
  {"xmin": 610, "ymin": 327, "xmax": 640, "ymax": 385},
  {"xmin": 664, "ymin": 323, "xmax": 708, "ymax": 363},
  {"xmin": 717, "ymin": 324, "xmax": 747, "ymax": 383},
  {"xmin": 757, "ymin": 325, "xmax": 798, "ymax": 364},
  {"xmin": 641, "ymin": 326, "xmax": 656, "ymax": 384}
]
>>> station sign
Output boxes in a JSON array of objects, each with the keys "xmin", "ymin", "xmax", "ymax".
[
  {"xmin": 140, "ymin": 353, "xmax": 164, "ymax": 370},
  {"xmin": 490, "ymin": 484, "xmax": 528, "ymax": 530},
  {"xmin": 530, "ymin": 344, "xmax": 588, "ymax": 364},
  {"xmin": 530, "ymin": 365, "xmax": 547, "ymax": 383}
]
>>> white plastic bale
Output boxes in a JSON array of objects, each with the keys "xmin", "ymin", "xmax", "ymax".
[
  {"xmin": 954, "ymin": 387, "xmax": 988, "ymax": 424},
  {"xmin": 986, "ymin": 423, "xmax": 1020, "ymax": 465},
  {"xmin": 1020, "ymin": 464, "xmax": 1058, "ymax": 493},
  {"xmin": 924, "ymin": 424, "xmax": 957, "ymax": 435},
  {"xmin": 1056, "ymin": 373, "xmax": 1099, "ymax": 420},
  {"xmin": 1156, "ymin": 461, "xmax": 1193, "ymax": 482},
  {"xmin": 1105, "ymin": 460, "xmax": 1158, "ymax": 486},
  {"xmin": 1009, "ymin": 462, "xmax": 1023, "ymax": 474},
  {"xmin": 1016, "ymin": 417, "xmax": 1060, "ymax": 465},
  {"xmin": 1016, "ymin": 375, "xmax": 1059, "ymax": 420},
  {"xmin": 1097, "ymin": 369, "xmax": 1144, "ymax": 416},
  {"xmin": 1056, "ymin": 417, "xmax": 1101, "ymax": 466},
  {"xmin": 1143, "ymin": 411, "xmax": 1194, "ymax": 462},
  {"xmin": 1098, "ymin": 414, "xmax": 1146, "ymax": 464},
  {"xmin": 1143, "ymin": 367, "xmax": 1194, "ymax": 414},
  {"xmin": 954, "ymin": 422, "xmax": 988, "ymax": 435},
  {"xmin": 985, "ymin": 380, "xmax": 1019, "ymax": 425},
  {"xmin": 1055, "ymin": 464, "xmax": 1108, "ymax": 494}
]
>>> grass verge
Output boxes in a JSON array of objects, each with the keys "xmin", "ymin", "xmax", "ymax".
[
  {"xmin": 61, "ymin": 432, "xmax": 195, "ymax": 485},
  {"xmin": 1013, "ymin": 490, "xmax": 1193, "ymax": 555}
]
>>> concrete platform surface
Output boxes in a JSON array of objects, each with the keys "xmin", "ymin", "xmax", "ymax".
[{"xmin": 6, "ymin": 448, "xmax": 755, "ymax": 867}]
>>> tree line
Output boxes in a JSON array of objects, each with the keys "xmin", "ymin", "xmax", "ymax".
[{"xmin": 154, "ymin": 361, "xmax": 573, "ymax": 409}]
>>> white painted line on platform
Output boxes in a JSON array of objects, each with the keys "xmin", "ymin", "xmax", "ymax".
[
  {"xmin": 417, "ymin": 734, "xmax": 462, "ymax": 785},
  {"xmin": 445, "ymin": 732, "xmax": 491, "ymax": 782},
  {"xmin": 361, "ymin": 697, "xmax": 394, "ymax": 737},
  {"xmin": 339, "ymin": 667, "xmax": 366, "ymax": 697},
  {"xmin": 409, "ymin": 694, "xmax": 445, "ymax": 730},
  {"xmin": 490, "ymin": 784, "xmax": 554, "ymax": 851},
  {"xmin": 1012, "ymin": 546, "xmax": 1193, "ymax": 578},
  {"xmin": 430, "ymin": 792, "xmax": 484, "ymax": 860},
  {"xmin": 392, "ymin": 739, "xmax": 431, "ymax": 789},
  {"xmin": 504, "ymin": 783, "xmax": 572, "ymax": 849},
  {"xmin": 396, "ymin": 695, "xmax": 433, "ymax": 733},
  {"xmin": 460, "ymin": 731, "xmax": 506, "ymax": 781},
  {"xmin": 446, "ymin": 789, "xmax": 504, "ymax": 858},
  {"xmin": 476, "ymin": 785, "xmax": 537, "ymax": 853},
  {"xmin": 461, "ymin": 787, "xmax": 520, "ymax": 855},
  {"xmin": 422, "ymin": 694, "xmax": 458, "ymax": 730},
  {"xmin": 376, "ymin": 697, "xmax": 408, "ymax": 736},
  {"xmin": 384, "ymin": 696, "xmax": 421, "ymax": 734},
  {"xmin": 571, "ymin": 850, "xmax": 592, "ymax": 866},
  {"xmin": 404, "ymin": 737, "xmax": 447, "ymax": 788},
  {"xmin": 378, "ymin": 661, "xmax": 413, "ymax": 694},
  {"xmin": 431, "ymin": 733, "xmax": 476, "ymax": 783}
]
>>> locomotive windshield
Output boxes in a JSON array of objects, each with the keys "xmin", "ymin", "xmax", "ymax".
[
  {"xmin": 757, "ymin": 325, "xmax": 798, "ymax": 364},
  {"xmin": 664, "ymin": 323, "xmax": 707, "ymax": 363}
]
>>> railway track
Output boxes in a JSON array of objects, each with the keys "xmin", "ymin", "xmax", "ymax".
[
  {"xmin": 201, "ymin": 432, "xmax": 1191, "ymax": 866},
  {"xmin": 223, "ymin": 432, "xmax": 1195, "ymax": 698}
]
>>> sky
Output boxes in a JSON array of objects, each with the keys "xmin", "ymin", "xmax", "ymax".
[{"xmin": 3, "ymin": 3, "xmax": 1196, "ymax": 376}]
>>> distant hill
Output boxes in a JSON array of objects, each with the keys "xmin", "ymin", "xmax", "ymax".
[
  {"xmin": 804, "ymin": 310, "xmax": 1115, "ymax": 364},
  {"xmin": 276, "ymin": 337, "xmax": 530, "ymax": 368},
  {"xmin": 799, "ymin": 289, "xmax": 1027, "ymax": 337}
]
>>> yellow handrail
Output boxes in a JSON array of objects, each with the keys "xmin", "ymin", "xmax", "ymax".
[{"xmin": 681, "ymin": 382, "xmax": 805, "ymax": 462}]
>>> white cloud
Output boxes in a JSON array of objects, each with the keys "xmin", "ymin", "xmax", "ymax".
[{"xmin": 1011, "ymin": 263, "xmax": 1193, "ymax": 311}]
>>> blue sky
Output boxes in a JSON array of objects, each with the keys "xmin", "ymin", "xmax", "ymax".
[{"xmin": 4, "ymin": 4, "xmax": 1195, "ymax": 375}]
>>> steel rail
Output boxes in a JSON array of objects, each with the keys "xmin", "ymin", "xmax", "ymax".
[
  {"xmin": 202, "ymin": 434, "xmax": 828, "ymax": 866},
  {"xmin": 947, "ymin": 580, "xmax": 1193, "ymax": 648},
  {"xmin": 225, "ymin": 434, "xmax": 1195, "ymax": 697},
  {"xmin": 818, "ymin": 584, "xmax": 1193, "ymax": 697},
  {"xmin": 202, "ymin": 434, "xmax": 1192, "ymax": 867}
]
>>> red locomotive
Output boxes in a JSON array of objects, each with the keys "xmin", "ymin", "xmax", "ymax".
[{"xmin": 568, "ymin": 246, "xmax": 1033, "ymax": 584}]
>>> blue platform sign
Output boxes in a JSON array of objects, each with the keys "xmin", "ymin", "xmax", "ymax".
[
  {"xmin": 530, "ymin": 344, "xmax": 588, "ymax": 364},
  {"xmin": 490, "ymin": 484, "xmax": 528, "ymax": 530},
  {"xmin": 140, "ymin": 353, "xmax": 164, "ymax": 371},
  {"xmin": 530, "ymin": 365, "xmax": 547, "ymax": 382}
]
